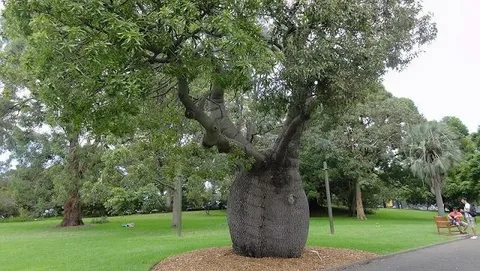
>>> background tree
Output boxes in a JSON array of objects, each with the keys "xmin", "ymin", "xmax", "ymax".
[
  {"xmin": 403, "ymin": 121, "xmax": 462, "ymax": 216},
  {"xmin": 441, "ymin": 116, "xmax": 476, "ymax": 154},
  {"xmin": 0, "ymin": 170, "xmax": 18, "ymax": 218},
  {"xmin": 7, "ymin": 137, "xmax": 58, "ymax": 218},
  {"xmin": 439, "ymin": 116, "xmax": 478, "ymax": 208},
  {"xmin": 471, "ymin": 127, "xmax": 480, "ymax": 150},
  {"xmin": 302, "ymin": 86, "xmax": 423, "ymax": 219},
  {"xmin": 376, "ymin": 157, "xmax": 435, "ymax": 208},
  {"xmin": 0, "ymin": 49, "xmax": 57, "ymax": 218},
  {"xmin": 443, "ymin": 152, "xmax": 480, "ymax": 206}
]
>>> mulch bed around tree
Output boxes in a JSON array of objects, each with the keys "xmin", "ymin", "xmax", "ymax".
[{"xmin": 151, "ymin": 246, "xmax": 378, "ymax": 271}]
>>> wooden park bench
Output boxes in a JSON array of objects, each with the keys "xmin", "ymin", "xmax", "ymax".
[{"xmin": 434, "ymin": 216, "xmax": 460, "ymax": 235}]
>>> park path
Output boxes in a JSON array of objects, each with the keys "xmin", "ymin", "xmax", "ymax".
[{"xmin": 331, "ymin": 237, "xmax": 480, "ymax": 271}]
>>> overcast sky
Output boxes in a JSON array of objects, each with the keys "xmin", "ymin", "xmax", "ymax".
[
  {"xmin": 383, "ymin": 0, "xmax": 480, "ymax": 133},
  {"xmin": 0, "ymin": 0, "xmax": 478, "ymax": 134}
]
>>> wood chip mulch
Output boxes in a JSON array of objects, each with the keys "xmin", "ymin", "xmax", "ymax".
[{"xmin": 151, "ymin": 246, "xmax": 378, "ymax": 271}]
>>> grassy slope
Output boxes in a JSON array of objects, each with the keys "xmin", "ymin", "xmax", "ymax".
[{"xmin": 0, "ymin": 209, "xmax": 452, "ymax": 271}]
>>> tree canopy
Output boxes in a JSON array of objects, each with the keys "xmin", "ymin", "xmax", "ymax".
[{"xmin": 1, "ymin": 0, "xmax": 437, "ymax": 164}]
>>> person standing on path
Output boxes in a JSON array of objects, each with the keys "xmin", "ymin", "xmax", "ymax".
[{"xmin": 461, "ymin": 198, "xmax": 477, "ymax": 239}]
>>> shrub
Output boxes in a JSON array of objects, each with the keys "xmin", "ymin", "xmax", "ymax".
[{"xmin": 91, "ymin": 216, "xmax": 109, "ymax": 224}]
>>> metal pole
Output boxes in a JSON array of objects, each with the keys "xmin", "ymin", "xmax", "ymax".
[{"xmin": 324, "ymin": 161, "xmax": 334, "ymax": 234}]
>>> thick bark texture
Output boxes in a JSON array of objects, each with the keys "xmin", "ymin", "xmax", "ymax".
[
  {"xmin": 59, "ymin": 134, "xmax": 84, "ymax": 227},
  {"xmin": 59, "ymin": 193, "xmax": 83, "ymax": 227},
  {"xmin": 228, "ymin": 162, "xmax": 309, "ymax": 258},
  {"xmin": 432, "ymin": 175, "xmax": 445, "ymax": 216},
  {"xmin": 227, "ymin": 97, "xmax": 312, "ymax": 258},
  {"xmin": 355, "ymin": 181, "xmax": 367, "ymax": 220}
]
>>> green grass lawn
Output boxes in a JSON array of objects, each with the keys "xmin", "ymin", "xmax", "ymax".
[{"xmin": 0, "ymin": 209, "xmax": 453, "ymax": 271}]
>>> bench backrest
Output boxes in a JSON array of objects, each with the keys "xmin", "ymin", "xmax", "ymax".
[{"xmin": 434, "ymin": 216, "xmax": 448, "ymax": 222}]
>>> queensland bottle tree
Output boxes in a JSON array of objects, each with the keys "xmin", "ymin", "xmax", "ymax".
[{"xmin": 2, "ymin": 0, "xmax": 436, "ymax": 257}]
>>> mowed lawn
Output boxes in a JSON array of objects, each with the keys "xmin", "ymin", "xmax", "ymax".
[{"xmin": 0, "ymin": 209, "xmax": 452, "ymax": 271}]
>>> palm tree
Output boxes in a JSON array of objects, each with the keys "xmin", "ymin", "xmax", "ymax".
[{"xmin": 403, "ymin": 121, "xmax": 462, "ymax": 216}]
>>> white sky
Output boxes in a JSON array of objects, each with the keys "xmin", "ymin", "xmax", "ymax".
[{"xmin": 383, "ymin": 0, "xmax": 480, "ymax": 133}]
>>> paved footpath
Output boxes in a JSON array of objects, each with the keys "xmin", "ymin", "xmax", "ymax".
[{"xmin": 335, "ymin": 238, "xmax": 480, "ymax": 271}]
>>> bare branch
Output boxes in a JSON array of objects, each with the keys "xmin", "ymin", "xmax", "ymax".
[
  {"xmin": 150, "ymin": 84, "xmax": 177, "ymax": 100},
  {"xmin": 148, "ymin": 54, "xmax": 170, "ymax": 64},
  {"xmin": 155, "ymin": 178, "xmax": 175, "ymax": 190},
  {"xmin": 6, "ymin": 97, "xmax": 35, "ymax": 111},
  {"xmin": 136, "ymin": 2, "xmax": 147, "ymax": 14},
  {"xmin": 246, "ymin": 121, "xmax": 257, "ymax": 143}
]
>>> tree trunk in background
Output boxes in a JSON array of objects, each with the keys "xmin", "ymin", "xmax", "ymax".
[
  {"xmin": 60, "ymin": 192, "xmax": 83, "ymax": 227},
  {"xmin": 227, "ymin": 162, "xmax": 309, "ymax": 258},
  {"xmin": 171, "ymin": 176, "xmax": 183, "ymax": 236},
  {"xmin": 165, "ymin": 188, "xmax": 173, "ymax": 212},
  {"xmin": 432, "ymin": 175, "xmax": 445, "ymax": 216},
  {"xmin": 355, "ymin": 180, "xmax": 367, "ymax": 220},
  {"xmin": 349, "ymin": 190, "xmax": 356, "ymax": 217},
  {"xmin": 59, "ymin": 134, "xmax": 84, "ymax": 227}
]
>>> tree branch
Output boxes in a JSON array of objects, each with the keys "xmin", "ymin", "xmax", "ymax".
[
  {"xmin": 6, "ymin": 98, "xmax": 35, "ymax": 111},
  {"xmin": 149, "ymin": 54, "xmax": 170, "ymax": 64},
  {"xmin": 246, "ymin": 121, "xmax": 257, "ymax": 143},
  {"xmin": 273, "ymin": 114, "xmax": 305, "ymax": 163},
  {"xmin": 206, "ymin": 78, "xmax": 265, "ymax": 161},
  {"xmin": 177, "ymin": 74, "xmax": 265, "ymax": 162},
  {"xmin": 150, "ymin": 84, "xmax": 176, "ymax": 100},
  {"xmin": 177, "ymin": 75, "xmax": 215, "ymax": 129},
  {"xmin": 155, "ymin": 178, "xmax": 175, "ymax": 190},
  {"xmin": 273, "ymin": 96, "xmax": 317, "ymax": 163},
  {"xmin": 136, "ymin": 2, "xmax": 147, "ymax": 14}
]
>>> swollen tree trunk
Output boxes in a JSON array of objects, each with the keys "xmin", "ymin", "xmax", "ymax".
[
  {"xmin": 60, "ymin": 193, "xmax": 83, "ymax": 227},
  {"xmin": 228, "ymin": 161, "xmax": 309, "ymax": 258},
  {"xmin": 355, "ymin": 180, "xmax": 367, "ymax": 220},
  {"xmin": 432, "ymin": 175, "xmax": 445, "ymax": 216},
  {"xmin": 59, "ymin": 133, "xmax": 84, "ymax": 227},
  {"xmin": 226, "ymin": 99, "xmax": 314, "ymax": 258}
]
